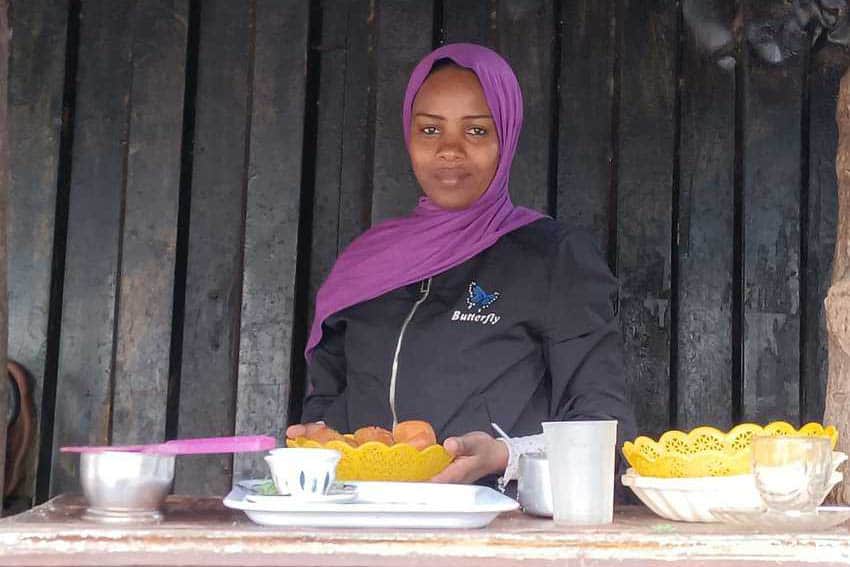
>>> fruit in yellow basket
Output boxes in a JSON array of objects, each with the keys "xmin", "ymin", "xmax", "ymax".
[
  {"xmin": 354, "ymin": 426, "xmax": 394, "ymax": 446},
  {"xmin": 286, "ymin": 420, "xmax": 452, "ymax": 481},
  {"xmin": 292, "ymin": 420, "xmax": 440, "ymax": 450},
  {"xmin": 287, "ymin": 434, "xmax": 454, "ymax": 481},
  {"xmin": 341, "ymin": 436, "xmax": 360, "ymax": 448},
  {"xmin": 393, "ymin": 420, "xmax": 437, "ymax": 451},
  {"xmin": 303, "ymin": 423, "xmax": 347, "ymax": 444}
]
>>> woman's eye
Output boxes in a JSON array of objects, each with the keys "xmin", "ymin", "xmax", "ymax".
[
  {"xmin": 422, "ymin": 126, "xmax": 439, "ymax": 135},
  {"xmin": 467, "ymin": 127, "xmax": 487, "ymax": 136}
]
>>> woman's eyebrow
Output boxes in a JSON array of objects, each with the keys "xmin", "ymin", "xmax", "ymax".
[
  {"xmin": 415, "ymin": 112, "xmax": 446, "ymax": 120},
  {"xmin": 414, "ymin": 112, "xmax": 493, "ymax": 120}
]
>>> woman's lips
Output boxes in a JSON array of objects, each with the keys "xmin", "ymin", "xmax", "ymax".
[{"xmin": 433, "ymin": 168, "xmax": 470, "ymax": 185}]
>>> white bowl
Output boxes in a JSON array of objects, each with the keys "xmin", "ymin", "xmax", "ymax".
[
  {"xmin": 622, "ymin": 451, "xmax": 846, "ymax": 523},
  {"xmin": 264, "ymin": 448, "xmax": 341, "ymax": 497}
]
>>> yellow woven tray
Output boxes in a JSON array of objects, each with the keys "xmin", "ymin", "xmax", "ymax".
[
  {"xmin": 287, "ymin": 436, "xmax": 454, "ymax": 482},
  {"xmin": 622, "ymin": 421, "xmax": 839, "ymax": 478}
]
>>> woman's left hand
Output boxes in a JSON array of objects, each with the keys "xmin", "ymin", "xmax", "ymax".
[{"xmin": 430, "ymin": 431, "xmax": 509, "ymax": 484}]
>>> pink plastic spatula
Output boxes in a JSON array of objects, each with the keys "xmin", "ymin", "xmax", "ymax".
[{"xmin": 60, "ymin": 435, "xmax": 276, "ymax": 455}]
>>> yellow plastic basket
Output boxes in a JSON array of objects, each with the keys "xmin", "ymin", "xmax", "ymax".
[
  {"xmin": 622, "ymin": 421, "xmax": 839, "ymax": 478},
  {"xmin": 287, "ymin": 436, "xmax": 454, "ymax": 482}
]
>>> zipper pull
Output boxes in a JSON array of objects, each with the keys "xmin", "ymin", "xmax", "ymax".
[{"xmin": 389, "ymin": 277, "xmax": 433, "ymax": 430}]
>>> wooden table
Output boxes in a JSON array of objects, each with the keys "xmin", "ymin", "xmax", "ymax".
[{"xmin": 0, "ymin": 496, "xmax": 849, "ymax": 566}]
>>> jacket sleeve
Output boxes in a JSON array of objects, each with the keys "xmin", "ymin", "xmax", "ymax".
[
  {"xmin": 542, "ymin": 230, "xmax": 637, "ymax": 460},
  {"xmin": 301, "ymin": 316, "xmax": 349, "ymax": 428}
]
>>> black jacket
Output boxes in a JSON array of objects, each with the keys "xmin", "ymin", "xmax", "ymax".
[{"xmin": 303, "ymin": 218, "xmax": 637, "ymax": 458}]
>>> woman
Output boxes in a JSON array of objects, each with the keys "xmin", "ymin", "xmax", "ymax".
[{"xmin": 288, "ymin": 43, "xmax": 636, "ymax": 488}]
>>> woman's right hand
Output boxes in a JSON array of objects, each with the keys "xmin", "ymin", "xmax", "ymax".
[{"xmin": 285, "ymin": 421, "xmax": 325, "ymax": 439}]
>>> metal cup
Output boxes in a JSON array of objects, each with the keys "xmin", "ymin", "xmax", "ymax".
[
  {"xmin": 517, "ymin": 452, "xmax": 553, "ymax": 517},
  {"xmin": 79, "ymin": 451, "xmax": 175, "ymax": 523}
]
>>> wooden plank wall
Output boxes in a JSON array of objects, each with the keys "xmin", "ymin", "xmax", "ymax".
[
  {"xmin": 51, "ymin": 0, "xmax": 136, "ymax": 496},
  {"xmin": 0, "ymin": 0, "xmax": 10, "ymax": 511},
  {"xmin": 7, "ymin": 0, "xmax": 70, "ymax": 505},
  {"xmin": 556, "ymin": 0, "xmax": 615, "ymax": 254},
  {"xmin": 5, "ymin": 0, "xmax": 849, "ymax": 506},
  {"xmin": 741, "ymin": 1, "xmax": 805, "ymax": 424},
  {"xmin": 175, "ymin": 0, "xmax": 250, "ymax": 497},
  {"xmin": 616, "ymin": 0, "xmax": 678, "ymax": 437},
  {"xmin": 233, "ymin": 0, "xmax": 310, "ymax": 496},
  {"xmin": 677, "ymin": 0, "xmax": 735, "ymax": 429},
  {"xmin": 804, "ymin": 44, "xmax": 846, "ymax": 424}
]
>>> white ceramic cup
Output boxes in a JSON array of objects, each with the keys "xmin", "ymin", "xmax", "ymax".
[
  {"xmin": 542, "ymin": 420, "xmax": 617, "ymax": 525},
  {"xmin": 264, "ymin": 448, "xmax": 341, "ymax": 497}
]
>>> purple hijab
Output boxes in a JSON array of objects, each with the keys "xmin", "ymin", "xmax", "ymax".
[{"xmin": 305, "ymin": 43, "xmax": 545, "ymax": 358}]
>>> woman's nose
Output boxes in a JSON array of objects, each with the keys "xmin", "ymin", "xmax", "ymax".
[{"xmin": 436, "ymin": 135, "xmax": 464, "ymax": 160}]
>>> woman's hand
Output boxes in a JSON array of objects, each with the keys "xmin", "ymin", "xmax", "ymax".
[{"xmin": 430, "ymin": 431, "xmax": 509, "ymax": 484}]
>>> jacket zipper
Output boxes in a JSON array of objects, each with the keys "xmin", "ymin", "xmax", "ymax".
[{"xmin": 389, "ymin": 278, "xmax": 432, "ymax": 428}]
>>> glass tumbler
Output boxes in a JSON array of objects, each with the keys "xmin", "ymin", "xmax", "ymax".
[{"xmin": 751, "ymin": 435, "xmax": 832, "ymax": 514}]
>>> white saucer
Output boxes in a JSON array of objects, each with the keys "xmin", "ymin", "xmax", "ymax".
[{"xmin": 710, "ymin": 506, "xmax": 850, "ymax": 532}]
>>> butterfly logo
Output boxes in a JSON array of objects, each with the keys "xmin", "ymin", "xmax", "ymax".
[{"xmin": 466, "ymin": 281, "xmax": 500, "ymax": 313}]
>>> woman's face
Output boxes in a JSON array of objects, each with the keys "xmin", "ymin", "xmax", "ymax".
[{"xmin": 408, "ymin": 65, "xmax": 499, "ymax": 210}]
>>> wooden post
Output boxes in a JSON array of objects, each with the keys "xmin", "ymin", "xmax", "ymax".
[
  {"xmin": 0, "ymin": 0, "xmax": 11, "ymax": 511},
  {"xmin": 824, "ymin": 70, "xmax": 850, "ymax": 506}
]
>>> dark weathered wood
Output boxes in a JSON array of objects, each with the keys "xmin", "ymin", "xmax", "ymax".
[
  {"xmin": 175, "ymin": 0, "xmax": 251, "ymax": 496},
  {"xmin": 233, "ymin": 0, "xmax": 309, "ymax": 482},
  {"xmin": 0, "ymin": 0, "xmax": 10, "ymax": 513},
  {"xmin": 334, "ymin": 3, "xmax": 374, "ymax": 255},
  {"xmin": 51, "ymin": 0, "xmax": 134, "ymax": 497},
  {"xmin": 443, "ymin": 0, "xmax": 493, "ymax": 46},
  {"xmin": 308, "ymin": 1, "xmax": 346, "ymax": 334},
  {"xmin": 112, "ymin": 0, "xmax": 188, "ymax": 447},
  {"xmin": 740, "ymin": 0, "xmax": 805, "ymax": 423},
  {"xmin": 616, "ymin": 0, "xmax": 678, "ymax": 438},
  {"xmin": 308, "ymin": 0, "xmax": 372, "ymax": 334},
  {"xmin": 370, "ymin": 0, "xmax": 433, "ymax": 223},
  {"xmin": 6, "ymin": 0, "xmax": 68, "ymax": 504},
  {"xmin": 494, "ymin": 0, "xmax": 554, "ymax": 214},
  {"xmin": 557, "ymin": 0, "xmax": 615, "ymax": 253},
  {"xmin": 676, "ymin": 0, "xmax": 735, "ymax": 430},
  {"xmin": 803, "ymin": 45, "xmax": 847, "ymax": 424}
]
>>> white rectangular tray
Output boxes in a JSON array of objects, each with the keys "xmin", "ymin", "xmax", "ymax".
[{"xmin": 224, "ymin": 480, "xmax": 519, "ymax": 529}]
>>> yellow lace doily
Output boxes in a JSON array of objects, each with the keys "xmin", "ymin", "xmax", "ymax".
[
  {"xmin": 287, "ymin": 436, "xmax": 454, "ymax": 481},
  {"xmin": 622, "ymin": 421, "xmax": 839, "ymax": 478}
]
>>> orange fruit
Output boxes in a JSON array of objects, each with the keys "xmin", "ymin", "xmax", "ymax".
[
  {"xmin": 354, "ymin": 426, "xmax": 394, "ymax": 446},
  {"xmin": 393, "ymin": 420, "xmax": 437, "ymax": 450},
  {"xmin": 303, "ymin": 423, "xmax": 346, "ymax": 444}
]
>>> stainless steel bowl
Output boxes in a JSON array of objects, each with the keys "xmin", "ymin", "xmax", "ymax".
[
  {"xmin": 517, "ymin": 452, "xmax": 553, "ymax": 517},
  {"xmin": 79, "ymin": 451, "xmax": 175, "ymax": 523}
]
